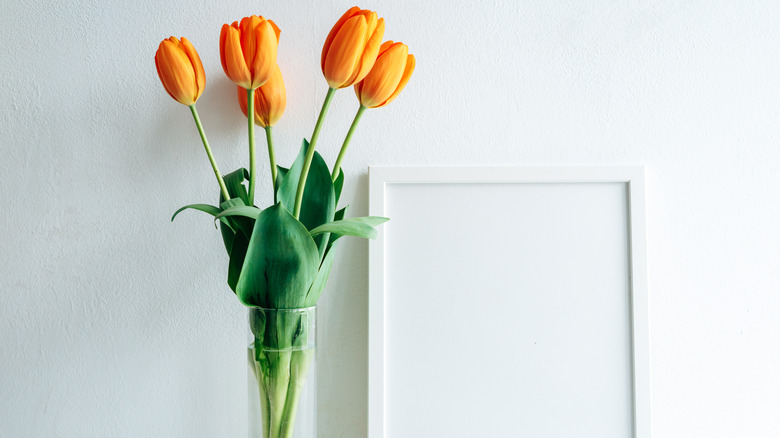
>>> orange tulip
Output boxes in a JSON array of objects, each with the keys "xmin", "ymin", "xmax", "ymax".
[
  {"xmin": 355, "ymin": 41, "xmax": 415, "ymax": 108},
  {"xmin": 237, "ymin": 65, "xmax": 286, "ymax": 127},
  {"xmin": 321, "ymin": 7, "xmax": 385, "ymax": 89},
  {"xmin": 154, "ymin": 37, "xmax": 206, "ymax": 105},
  {"xmin": 220, "ymin": 15, "xmax": 281, "ymax": 90}
]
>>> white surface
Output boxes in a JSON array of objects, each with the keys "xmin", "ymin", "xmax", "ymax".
[
  {"xmin": 2, "ymin": 1, "xmax": 780, "ymax": 437},
  {"xmin": 367, "ymin": 166, "xmax": 648, "ymax": 438}
]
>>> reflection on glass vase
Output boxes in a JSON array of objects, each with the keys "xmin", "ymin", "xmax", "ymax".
[{"xmin": 248, "ymin": 307, "xmax": 316, "ymax": 438}]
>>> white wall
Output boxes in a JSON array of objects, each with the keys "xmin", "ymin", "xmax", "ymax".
[{"xmin": 1, "ymin": 0, "xmax": 779, "ymax": 437}]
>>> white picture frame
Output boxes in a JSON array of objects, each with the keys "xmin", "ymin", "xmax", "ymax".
[{"xmin": 367, "ymin": 166, "xmax": 649, "ymax": 438}]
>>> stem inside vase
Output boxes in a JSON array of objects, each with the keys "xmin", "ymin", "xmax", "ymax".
[{"xmin": 248, "ymin": 307, "xmax": 317, "ymax": 438}]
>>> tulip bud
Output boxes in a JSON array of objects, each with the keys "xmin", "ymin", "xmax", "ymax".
[
  {"xmin": 355, "ymin": 41, "xmax": 415, "ymax": 108},
  {"xmin": 154, "ymin": 37, "xmax": 206, "ymax": 105},
  {"xmin": 237, "ymin": 65, "xmax": 286, "ymax": 127},
  {"xmin": 220, "ymin": 15, "xmax": 281, "ymax": 90},
  {"xmin": 321, "ymin": 7, "xmax": 385, "ymax": 89}
]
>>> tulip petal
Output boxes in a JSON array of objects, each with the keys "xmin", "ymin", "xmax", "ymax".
[
  {"xmin": 219, "ymin": 24, "xmax": 230, "ymax": 75},
  {"xmin": 237, "ymin": 85, "xmax": 250, "ymax": 118},
  {"xmin": 237, "ymin": 65, "xmax": 286, "ymax": 127},
  {"xmin": 324, "ymin": 15, "xmax": 368, "ymax": 88},
  {"xmin": 360, "ymin": 11, "xmax": 378, "ymax": 35},
  {"xmin": 377, "ymin": 54, "xmax": 415, "ymax": 108},
  {"xmin": 179, "ymin": 37, "xmax": 206, "ymax": 101},
  {"xmin": 220, "ymin": 23, "xmax": 238, "ymax": 77},
  {"xmin": 239, "ymin": 16, "xmax": 261, "ymax": 73},
  {"xmin": 222, "ymin": 24, "xmax": 251, "ymax": 89},
  {"xmin": 353, "ymin": 78, "xmax": 364, "ymax": 101},
  {"xmin": 257, "ymin": 65, "xmax": 286, "ymax": 126},
  {"xmin": 376, "ymin": 40, "xmax": 394, "ymax": 57},
  {"xmin": 268, "ymin": 19, "xmax": 281, "ymax": 42},
  {"xmin": 359, "ymin": 43, "xmax": 407, "ymax": 108},
  {"xmin": 321, "ymin": 6, "xmax": 361, "ymax": 70},
  {"xmin": 346, "ymin": 18, "xmax": 385, "ymax": 87},
  {"xmin": 155, "ymin": 54, "xmax": 179, "ymax": 103},
  {"xmin": 249, "ymin": 21, "xmax": 279, "ymax": 89},
  {"xmin": 255, "ymin": 88, "xmax": 270, "ymax": 127}
]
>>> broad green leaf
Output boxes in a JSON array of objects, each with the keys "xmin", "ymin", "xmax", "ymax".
[
  {"xmin": 221, "ymin": 168, "xmax": 250, "ymax": 205},
  {"xmin": 276, "ymin": 165, "xmax": 289, "ymax": 191},
  {"xmin": 277, "ymin": 139, "xmax": 336, "ymax": 258},
  {"xmin": 219, "ymin": 198, "xmax": 247, "ymax": 210},
  {"xmin": 275, "ymin": 140, "xmax": 308, "ymax": 212},
  {"xmin": 236, "ymin": 203, "xmax": 320, "ymax": 308},
  {"xmin": 309, "ymin": 217, "xmax": 389, "ymax": 240},
  {"xmin": 305, "ymin": 240, "xmax": 340, "ymax": 306},
  {"xmin": 219, "ymin": 197, "xmax": 257, "ymax": 293},
  {"xmin": 219, "ymin": 168, "xmax": 250, "ymax": 253},
  {"xmin": 277, "ymin": 141, "xmax": 336, "ymax": 230},
  {"xmin": 227, "ymin": 232, "xmax": 249, "ymax": 292},
  {"xmin": 334, "ymin": 169, "xmax": 345, "ymax": 204},
  {"xmin": 248, "ymin": 307, "xmax": 266, "ymax": 344},
  {"xmin": 303, "ymin": 152, "xmax": 336, "ymax": 256},
  {"xmin": 334, "ymin": 205, "xmax": 348, "ymax": 222},
  {"xmin": 219, "ymin": 198, "xmax": 254, "ymax": 247},
  {"xmin": 273, "ymin": 165, "xmax": 289, "ymax": 204}
]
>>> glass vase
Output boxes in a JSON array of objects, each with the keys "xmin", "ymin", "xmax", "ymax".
[{"xmin": 247, "ymin": 307, "xmax": 317, "ymax": 438}]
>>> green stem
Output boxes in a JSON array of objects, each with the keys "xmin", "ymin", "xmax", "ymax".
[
  {"xmin": 265, "ymin": 126, "xmax": 278, "ymax": 203},
  {"xmin": 293, "ymin": 87, "xmax": 336, "ymax": 219},
  {"xmin": 279, "ymin": 349, "xmax": 314, "ymax": 438},
  {"xmin": 271, "ymin": 352, "xmax": 293, "ymax": 438},
  {"xmin": 247, "ymin": 88, "xmax": 257, "ymax": 206},
  {"xmin": 189, "ymin": 105, "xmax": 230, "ymax": 202},
  {"xmin": 249, "ymin": 349, "xmax": 272, "ymax": 437},
  {"xmin": 331, "ymin": 105, "xmax": 367, "ymax": 181}
]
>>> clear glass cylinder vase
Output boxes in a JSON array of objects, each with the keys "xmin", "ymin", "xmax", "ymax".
[{"xmin": 247, "ymin": 307, "xmax": 317, "ymax": 438}]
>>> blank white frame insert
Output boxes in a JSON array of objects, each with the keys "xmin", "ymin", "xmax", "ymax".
[{"xmin": 368, "ymin": 166, "xmax": 649, "ymax": 438}]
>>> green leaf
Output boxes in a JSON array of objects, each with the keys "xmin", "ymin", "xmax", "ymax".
[
  {"xmin": 275, "ymin": 140, "xmax": 308, "ymax": 212},
  {"xmin": 216, "ymin": 205, "xmax": 262, "ymax": 221},
  {"xmin": 171, "ymin": 203, "xmax": 237, "ymax": 238},
  {"xmin": 334, "ymin": 169, "xmax": 345, "ymax": 205},
  {"xmin": 171, "ymin": 204, "xmax": 223, "ymax": 223},
  {"xmin": 219, "ymin": 168, "xmax": 250, "ymax": 254},
  {"xmin": 219, "ymin": 198, "xmax": 254, "ymax": 240},
  {"xmin": 326, "ymin": 205, "xmax": 349, "ymax": 249},
  {"xmin": 334, "ymin": 205, "xmax": 348, "ymax": 222},
  {"xmin": 236, "ymin": 203, "xmax": 320, "ymax": 308},
  {"xmin": 221, "ymin": 168, "xmax": 250, "ymax": 205},
  {"xmin": 277, "ymin": 139, "xmax": 336, "ymax": 258},
  {"xmin": 304, "ymin": 152, "xmax": 336, "ymax": 255},
  {"xmin": 277, "ymin": 141, "xmax": 335, "ymax": 230},
  {"xmin": 219, "ymin": 197, "xmax": 247, "ymax": 210},
  {"xmin": 309, "ymin": 216, "xmax": 389, "ymax": 240},
  {"xmin": 305, "ymin": 240, "xmax": 340, "ymax": 306},
  {"xmin": 216, "ymin": 200, "xmax": 257, "ymax": 291},
  {"xmin": 227, "ymin": 233, "xmax": 249, "ymax": 292},
  {"xmin": 276, "ymin": 165, "xmax": 289, "ymax": 191}
]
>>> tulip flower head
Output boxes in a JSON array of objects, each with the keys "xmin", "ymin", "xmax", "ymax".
[
  {"xmin": 237, "ymin": 65, "xmax": 286, "ymax": 128},
  {"xmin": 321, "ymin": 7, "xmax": 385, "ymax": 89},
  {"xmin": 155, "ymin": 37, "xmax": 206, "ymax": 106},
  {"xmin": 355, "ymin": 41, "xmax": 415, "ymax": 108},
  {"xmin": 220, "ymin": 15, "xmax": 281, "ymax": 90}
]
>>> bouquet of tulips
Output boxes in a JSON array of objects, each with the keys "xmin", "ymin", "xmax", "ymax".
[{"xmin": 153, "ymin": 7, "xmax": 413, "ymax": 438}]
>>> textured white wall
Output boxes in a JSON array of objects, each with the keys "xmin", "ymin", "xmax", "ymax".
[{"xmin": 1, "ymin": 0, "xmax": 779, "ymax": 437}]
